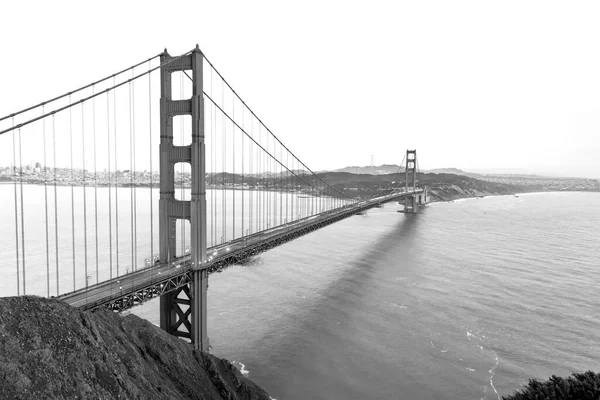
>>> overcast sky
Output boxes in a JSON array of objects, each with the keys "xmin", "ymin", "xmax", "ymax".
[{"xmin": 1, "ymin": 0, "xmax": 599, "ymax": 178}]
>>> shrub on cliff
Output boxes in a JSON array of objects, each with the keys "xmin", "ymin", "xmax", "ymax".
[{"xmin": 503, "ymin": 371, "xmax": 600, "ymax": 400}]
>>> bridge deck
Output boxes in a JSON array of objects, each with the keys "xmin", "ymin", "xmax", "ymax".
[{"xmin": 59, "ymin": 189, "xmax": 424, "ymax": 312}]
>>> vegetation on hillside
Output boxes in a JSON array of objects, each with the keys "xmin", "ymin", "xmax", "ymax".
[{"xmin": 503, "ymin": 371, "xmax": 600, "ymax": 400}]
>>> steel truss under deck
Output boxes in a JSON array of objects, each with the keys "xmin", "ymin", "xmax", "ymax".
[{"xmin": 65, "ymin": 190, "xmax": 423, "ymax": 314}]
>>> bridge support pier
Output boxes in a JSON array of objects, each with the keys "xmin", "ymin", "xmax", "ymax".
[
  {"xmin": 158, "ymin": 46, "xmax": 209, "ymax": 351},
  {"xmin": 191, "ymin": 269, "xmax": 209, "ymax": 348}
]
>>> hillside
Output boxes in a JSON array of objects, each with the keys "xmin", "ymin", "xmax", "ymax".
[
  {"xmin": 318, "ymin": 170, "xmax": 600, "ymax": 200},
  {"xmin": 311, "ymin": 171, "xmax": 523, "ymax": 199},
  {"xmin": 0, "ymin": 296, "xmax": 272, "ymax": 400},
  {"xmin": 334, "ymin": 164, "xmax": 403, "ymax": 175}
]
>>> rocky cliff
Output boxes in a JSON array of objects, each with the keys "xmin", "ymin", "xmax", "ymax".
[{"xmin": 0, "ymin": 296, "xmax": 272, "ymax": 400}]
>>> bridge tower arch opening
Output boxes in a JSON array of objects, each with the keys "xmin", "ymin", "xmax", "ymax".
[{"xmin": 159, "ymin": 46, "xmax": 209, "ymax": 351}]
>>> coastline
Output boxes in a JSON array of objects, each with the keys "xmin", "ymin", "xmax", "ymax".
[{"xmin": 427, "ymin": 187, "xmax": 600, "ymax": 205}]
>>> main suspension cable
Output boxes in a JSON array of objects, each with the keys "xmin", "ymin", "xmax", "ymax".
[
  {"xmin": 201, "ymin": 55, "xmax": 353, "ymax": 202},
  {"xmin": 203, "ymin": 93, "xmax": 348, "ymax": 201},
  {"xmin": 1, "ymin": 51, "xmax": 193, "ymax": 137},
  {"xmin": 0, "ymin": 54, "xmax": 161, "ymax": 123}
]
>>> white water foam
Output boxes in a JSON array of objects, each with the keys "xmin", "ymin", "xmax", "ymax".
[
  {"xmin": 231, "ymin": 360, "xmax": 250, "ymax": 377},
  {"xmin": 465, "ymin": 330, "xmax": 501, "ymax": 400},
  {"xmin": 429, "ymin": 340, "xmax": 448, "ymax": 353},
  {"xmin": 488, "ymin": 351, "xmax": 500, "ymax": 400}
]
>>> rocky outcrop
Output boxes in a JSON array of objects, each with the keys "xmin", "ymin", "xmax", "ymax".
[{"xmin": 0, "ymin": 296, "xmax": 271, "ymax": 400}]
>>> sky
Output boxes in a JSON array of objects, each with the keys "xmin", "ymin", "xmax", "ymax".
[{"xmin": 1, "ymin": 0, "xmax": 599, "ymax": 178}]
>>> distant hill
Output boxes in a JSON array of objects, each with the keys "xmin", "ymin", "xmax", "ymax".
[
  {"xmin": 332, "ymin": 165, "xmax": 592, "ymax": 181},
  {"xmin": 334, "ymin": 164, "xmax": 403, "ymax": 175}
]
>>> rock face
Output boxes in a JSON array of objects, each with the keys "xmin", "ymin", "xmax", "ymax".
[{"xmin": 0, "ymin": 296, "xmax": 271, "ymax": 400}]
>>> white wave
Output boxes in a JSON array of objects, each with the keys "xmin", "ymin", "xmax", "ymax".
[
  {"xmin": 231, "ymin": 360, "xmax": 250, "ymax": 377},
  {"xmin": 239, "ymin": 362, "xmax": 250, "ymax": 376},
  {"xmin": 488, "ymin": 351, "xmax": 500, "ymax": 400},
  {"xmin": 429, "ymin": 340, "xmax": 448, "ymax": 353}
]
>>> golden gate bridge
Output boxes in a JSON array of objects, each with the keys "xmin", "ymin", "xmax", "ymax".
[{"xmin": 0, "ymin": 45, "xmax": 427, "ymax": 351}]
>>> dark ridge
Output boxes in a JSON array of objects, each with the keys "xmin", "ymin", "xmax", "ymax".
[{"xmin": 0, "ymin": 296, "xmax": 272, "ymax": 400}]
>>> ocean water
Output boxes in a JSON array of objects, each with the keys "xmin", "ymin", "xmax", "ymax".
[
  {"xmin": 134, "ymin": 192, "xmax": 600, "ymax": 399},
  {"xmin": 2, "ymin": 186, "xmax": 599, "ymax": 399}
]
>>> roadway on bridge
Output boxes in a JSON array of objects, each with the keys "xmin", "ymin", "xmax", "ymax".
[{"xmin": 59, "ymin": 190, "xmax": 424, "ymax": 311}]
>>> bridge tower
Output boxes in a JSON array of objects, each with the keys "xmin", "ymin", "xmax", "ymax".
[
  {"xmin": 159, "ymin": 46, "xmax": 209, "ymax": 351},
  {"xmin": 404, "ymin": 150, "xmax": 417, "ymax": 213}
]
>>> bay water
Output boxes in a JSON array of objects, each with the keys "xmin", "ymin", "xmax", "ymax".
[{"xmin": 1, "ymin": 185, "xmax": 599, "ymax": 399}]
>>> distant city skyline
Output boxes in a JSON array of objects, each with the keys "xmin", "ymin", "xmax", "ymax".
[{"xmin": 2, "ymin": 160, "xmax": 598, "ymax": 181}]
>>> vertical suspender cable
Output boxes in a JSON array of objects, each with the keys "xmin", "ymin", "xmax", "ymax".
[
  {"xmin": 52, "ymin": 115, "xmax": 59, "ymax": 294},
  {"xmin": 18, "ymin": 127, "xmax": 25, "ymax": 294},
  {"xmin": 280, "ymin": 144, "xmax": 283, "ymax": 225},
  {"xmin": 93, "ymin": 87, "xmax": 99, "ymax": 283},
  {"xmin": 129, "ymin": 79, "xmax": 134, "ymax": 270},
  {"xmin": 69, "ymin": 95, "xmax": 76, "ymax": 290},
  {"xmin": 249, "ymin": 118, "xmax": 253, "ymax": 234},
  {"xmin": 19, "ymin": 128, "xmax": 27, "ymax": 294},
  {"xmin": 266, "ymin": 134, "xmax": 268, "ymax": 228},
  {"xmin": 290, "ymin": 156, "xmax": 293, "ymax": 220},
  {"xmin": 132, "ymin": 72, "xmax": 138, "ymax": 269},
  {"xmin": 255, "ymin": 120, "xmax": 258, "ymax": 232},
  {"xmin": 213, "ymin": 77, "xmax": 217, "ymax": 245},
  {"xmin": 12, "ymin": 118, "xmax": 20, "ymax": 296},
  {"xmin": 286, "ymin": 150, "xmax": 289, "ymax": 224},
  {"xmin": 82, "ymin": 103, "xmax": 88, "ymax": 288},
  {"xmin": 209, "ymin": 69, "xmax": 213, "ymax": 246},
  {"xmin": 148, "ymin": 61, "xmax": 154, "ymax": 263},
  {"xmin": 43, "ymin": 107, "xmax": 50, "ymax": 297},
  {"xmin": 232, "ymin": 93, "xmax": 235, "ymax": 239},
  {"xmin": 241, "ymin": 104, "xmax": 244, "ymax": 237},
  {"xmin": 258, "ymin": 120, "xmax": 261, "ymax": 230},
  {"xmin": 262, "ymin": 125, "xmax": 264, "ymax": 229},
  {"xmin": 222, "ymin": 80, "xmax": 226, "ymax": 242},
  {"xmin": 107, "ymin": 91, "xmax": 113, "ymax": 278},
  {"xmin": 210, "ymin": 96, "xmax": 214, "ymax": 246},
  {"xmin": 114, "ymin": 78, "xmax": 120, "ymax": 276},
  {"xmin": 266, "ymin": 128, "xmax": 269, "ymax": 228},
  {"xmin": 210, "ymin": 92, "xmax": 217, "ymax": 246}
]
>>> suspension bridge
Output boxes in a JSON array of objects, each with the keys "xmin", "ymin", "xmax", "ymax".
[{"xmin": 0, "ymin": 45, "xmax": 427, "ymax": 352}]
